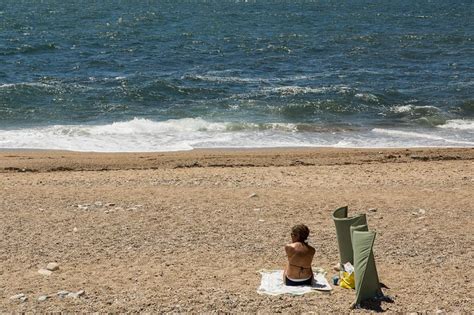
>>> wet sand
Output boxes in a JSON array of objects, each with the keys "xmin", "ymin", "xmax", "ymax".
[{"xmin": 1, "ymin": 148, "xmax": 473, "ymax": 313}]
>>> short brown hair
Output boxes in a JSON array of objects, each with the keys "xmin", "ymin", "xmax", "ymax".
[{"xmin": 291, "ymin": 224, "xmax": 310, "ymax": 243}]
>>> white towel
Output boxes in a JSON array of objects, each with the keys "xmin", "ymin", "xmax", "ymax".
[{"xmin": 257, "ymin": 269, "xmax": 332, "ymax": 296}]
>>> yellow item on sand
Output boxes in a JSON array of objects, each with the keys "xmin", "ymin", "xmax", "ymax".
[{"xmin": 340, "ymin": 271, "xmax": 355, "ymax": 289}]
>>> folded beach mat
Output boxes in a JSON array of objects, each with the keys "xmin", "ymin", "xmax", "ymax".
[
  {"xmin": 257, "ymin": 270, "xmax": 332, "ymax": 296},
  {"xmin": 352, "ymin": 229, "xmax": 383, "ymax": 305},
  {"xmin": 332, "ymin": 206, "xmax": 383, "ymax": 306},
  {"xmin": 332, "ymin": 206, "xmax": 367, "ymax": 265}
]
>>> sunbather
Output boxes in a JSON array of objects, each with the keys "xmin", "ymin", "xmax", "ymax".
[{"xmin": 283, "ymin": 224, "xmax": 315, "ymax": 286}]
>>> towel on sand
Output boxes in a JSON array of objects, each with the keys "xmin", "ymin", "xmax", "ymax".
[{"xmin": 257, "ymin": 270, "xmax": 332, "ymax": 296}]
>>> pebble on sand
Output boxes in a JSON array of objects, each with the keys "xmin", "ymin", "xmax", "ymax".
[
  {"xmin": 38, "ymin": 268, "xmax": 52, "ymax": 276},
  {"xmin": 46, "ymin": 262, "xmax": 59, "ymax": 271},
  {"xmin": 57, "ymin": 290, "xmax": 70, "ymax": 298},
  {"xmin": 37, "ymin": 295, "xmax": 48, "ymax": 302},
  {"xmin": 10, "ymin": 293, "xmax": 26, "ymax": 302},
  {"xmin": 67, "ymin": 290, "xmax": 85, "ymax": 299}
]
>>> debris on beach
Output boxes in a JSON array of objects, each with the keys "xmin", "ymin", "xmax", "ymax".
[
  {"xmin": 57, "ymin": 290, "xmax": 70, "ymax": 298},
  {"xmin": 412, "ymin": 208, "xmax": 426, "ymax": 216},
  {"xmin": 37, "ymin": 295, "xmax": 48, "ymax": 302},
  {"xmin": 248, "ymin": 193, "xmax": 258, "ymax": 198},
  {"xmin": 57, "ymin": 289, "xmax": 85, "ymax": 299},
  {"xmin": 10, "ymin": 293, "xmax": 27, "ymax": 303},
  {"xmin": 38, "ymin": 268, "xmax": 52, "ymax": 276}
]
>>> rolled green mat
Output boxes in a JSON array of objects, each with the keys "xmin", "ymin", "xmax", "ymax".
[
  {"xmin": 352, "ymin": 229, "xmax": 383, "ymax": 305},
  {"xmin": 332, "ymin": 206, "xmax": 367, "ymax": 265}
]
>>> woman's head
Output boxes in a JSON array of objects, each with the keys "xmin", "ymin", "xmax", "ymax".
[{"xmin": 291, "ymin": 224, "xmax": 310, "ymax": 243}]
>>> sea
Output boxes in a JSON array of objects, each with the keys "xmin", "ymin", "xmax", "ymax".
[{"xmin": 1, "ymin": 0, "xmax": 473, "ymax": 152}]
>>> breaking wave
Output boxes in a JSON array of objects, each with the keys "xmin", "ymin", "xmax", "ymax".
[{"xmin": 0, "ymin": 117, "xmax": 472, "ymax": 152}]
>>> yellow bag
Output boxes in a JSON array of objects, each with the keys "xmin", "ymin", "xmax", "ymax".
[{"xmin": 339, "ymin": 271, "xmax": 355, "ymax": 289}]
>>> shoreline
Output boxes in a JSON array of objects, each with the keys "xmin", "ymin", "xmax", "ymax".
[{"xmin": 1, "ymin": 147, "xmax": 473, "ymax": 173}]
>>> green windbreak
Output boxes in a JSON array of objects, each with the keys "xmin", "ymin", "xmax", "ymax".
[
  {"xmin": 352, "ymin": 229, "xmax": 383, "ymax": 304},
  {"xmin": 332, "ymin": 206, "xmax": 367, "ymax": 265}
]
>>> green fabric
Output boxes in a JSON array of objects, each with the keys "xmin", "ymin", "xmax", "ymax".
[
  {"xmin": 352, "ymin": 229, "xmax": 382, "ymax": 304},
  {"xmin": 332, "ymin": 206, "xmax": 367, "ymax": 265},
  {"xmin": 332, "ymin": 206, "xmax": 382, "ymax": 305}
]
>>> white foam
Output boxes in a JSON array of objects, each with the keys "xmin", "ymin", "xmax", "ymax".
[
  {"xmin": 0, "ymin": 82, "xmax": 52, "ymax": 89},
  {"xmin": 372, "ymin": 128, "xmax": 474, "ymax": 146},
  {"xmin": 1, "ymin": 118, "xmax": 473, "ymax": 152},
  {"xmin": 354, "ymin": 93, "xmax": 379, "ymax": 102},
  {"xmin": 438, "ymin": 119, "xmax": 474, "ymax": 130},
  {"xmin": 390, "ymin": 105, "xmax": 440, "ymax": 113},
  {"xmin": 262, "ymin": 86, "xmax": 328, "ymax": 95}
]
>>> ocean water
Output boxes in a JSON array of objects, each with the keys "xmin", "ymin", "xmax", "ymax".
[{"xmin": 0, "ymin": 0, "xmax": 473, "ymax": 151}]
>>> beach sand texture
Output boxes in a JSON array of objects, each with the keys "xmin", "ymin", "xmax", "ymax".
[{"xmin": 1, "ymin": 148, "xmax": 473, "ymax": 313}]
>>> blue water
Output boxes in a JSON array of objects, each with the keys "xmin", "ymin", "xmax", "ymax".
[{"xmin": 1, "ymin": 1, "xmax": 473, "ymax": 151}]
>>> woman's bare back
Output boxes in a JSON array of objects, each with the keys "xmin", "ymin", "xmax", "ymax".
[{"xmin": 284, "ymin": 242, "xmax": 315, "ymax": 279}]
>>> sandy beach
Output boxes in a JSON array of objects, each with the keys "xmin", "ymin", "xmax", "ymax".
[{"xmin": 1, "ymin": 147, "xmax": 473, "ymax": 313}]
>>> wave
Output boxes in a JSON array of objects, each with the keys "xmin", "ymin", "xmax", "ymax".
[
  {"xmin": 385, "ymin": 104, "xmax": 448, "ymax": 127},
  {"xmin": 0, "ymin": 82, "xmax": 53, "ymax": 89},
  {"xmin": 438, "ymin": 119, "xmax": 474, "ymax": 130},
  {"xmin": 0, "ymin": 118, "xmax": 472, "ymax": 152},
  {"xmin": 372, "ymin": 128, "xmax": 474, "ymax": 146},
  {"xmin": 0, "ymin": 43, "xmax": 59, "ymax": 56}
]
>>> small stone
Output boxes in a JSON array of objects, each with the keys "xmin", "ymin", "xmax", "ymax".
[
  {"xmin": 258, "ymin": 219, "xmax": 265, "ymax": 222},
  {"xmin": 38, "ymin": 268, "xmax": 52, "ymax": 276},
  {"xmin": 57, "ymin": 290, "xmax": 69, "ymax": 298},
  {"xmin": 249, "ymin": 193, "xmax": 258, "ymax": 198},
  {"xmin": 67, "ymin": 291, "xmax": 84, "ymax": 299},
  {"xmin": 37, "ymin": 295, "xmax": 48, "ymax": 302},
  {"xmin": 10, "ymin": 293, "xmax": 25, "ymax": 301},
  {"xmin": 46, "ymin": 262, "xmax": 59, "ymax": 271},
  {"xmin": 418, "ymin": 209, "xmax": 426, "ymax": 215},
  {"xmin": 94, "ymin": 201, "xmax": 103, "ymax": 206},
  {"xmin": 73, "ymin": 227, "xmax": 78, "ymax": 233},
  {"xmin": 368, "ymin": 208, "xmax": 377, "ymax": 213},
  {"xmin": 106, "ymin": 203, "xmax": 115, "ymax": 207}
]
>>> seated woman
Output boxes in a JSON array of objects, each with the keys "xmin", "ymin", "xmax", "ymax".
[{"xmin": 283, "ymin": 224, "xmax": 315, "ymax": 286}]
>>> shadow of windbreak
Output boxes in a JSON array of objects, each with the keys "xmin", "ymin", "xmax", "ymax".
[{"xmin": 356, "ymin": 294, "xmax": 395, "ymax": 312}]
